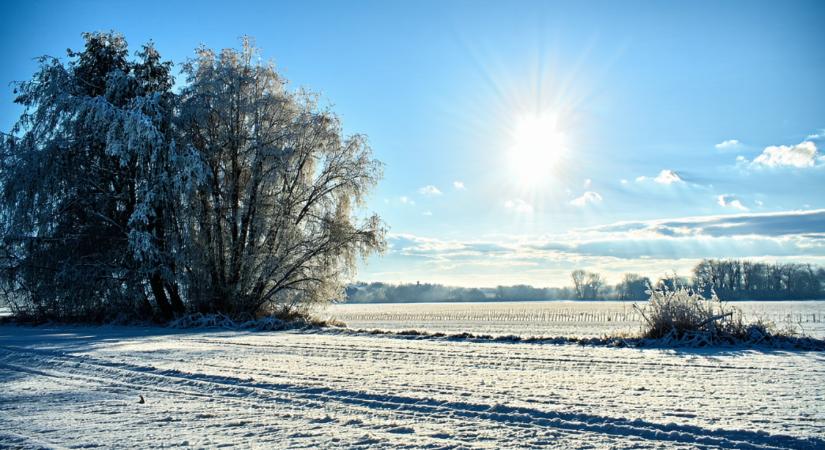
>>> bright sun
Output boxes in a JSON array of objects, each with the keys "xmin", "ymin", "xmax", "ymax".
[{"xmin": 508, "ymin": 114, "xmax": 566, "ymax": 185}]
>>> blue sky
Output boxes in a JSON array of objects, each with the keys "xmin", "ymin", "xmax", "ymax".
[{"xmin": 2, "ymin": 0, "xmax": 824, "ymax": 286}]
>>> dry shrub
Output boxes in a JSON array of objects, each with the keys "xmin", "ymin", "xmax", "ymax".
[{"xmin": 634, "ymin": 286, "xmax": 790, "ymax": 346}]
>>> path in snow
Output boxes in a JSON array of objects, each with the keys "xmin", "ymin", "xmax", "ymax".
[{"xmin": 1, "ymin": 325, "xmax": 823, "ymax": 448}]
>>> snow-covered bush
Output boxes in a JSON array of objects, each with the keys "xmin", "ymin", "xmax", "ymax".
[{"xmin": 634, "ymin": 285, "xmax": 789, "ymax": 346}]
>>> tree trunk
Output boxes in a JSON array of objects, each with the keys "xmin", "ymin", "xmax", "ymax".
[
  {"xmin": 150, "ymin": 272, "xmax": 173, "ymax": 320},
  {"xmin": 166, "ymin": 280, "xmax": 185, "ymax": 315}
]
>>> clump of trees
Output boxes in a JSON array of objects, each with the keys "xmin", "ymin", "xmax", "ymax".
[
  {"xmin": 569, "ymin": 261, "xmax": 825, "ymax": 301},
  {"xmin": 615, "ymin": 273, "xmax": 652, "ymax": 300},
  {"xmin": 693, "ymin": 259, "xmax": 824, "ymax": 300},
  {"xmin": 570, "ymin": 270, "xmax": 605, "ymax": 300},
  {"xmin": 0, "ymin": 32, "xmax": 385, "ymax": 322}
]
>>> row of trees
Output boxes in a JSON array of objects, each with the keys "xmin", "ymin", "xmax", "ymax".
[
  {"xmin": 569, "ymin": 271, "xmax": 653, "ymax": 300},
  {"xmin": 693, "ymin": 259, "xmax": 824, "ymax": 300},
  {"xmin": 0, "ymin": 32, "xmax": 385, "ymax": 322},
  {"xmin": 571, "ymin": 261, "xmax": 825, "ymax": 300},
  {"xmin": 345, "ymin": 279, "xmax": 646, "ymax": 303},
  {"xmin": 345, "ymin": 260, "xmax": 825, "ymax": 303},
  {"xmin": 565, "ymin": 261, "xmax": 824, "ymax": 301}
]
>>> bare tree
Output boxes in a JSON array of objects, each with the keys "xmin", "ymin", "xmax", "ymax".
[
  {"xmin": 571, "ymin": 270, "xmax": 604, "ymax": 299},
  {"xmin": 584, "ymin": 272, "xmax": 604, "ymax": 299},
  {"xmin": 571, "ymin": 270, "xmax": 586, "ymax": 299}
]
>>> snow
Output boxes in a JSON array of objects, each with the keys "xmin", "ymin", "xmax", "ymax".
[
  {"xmin": 1, "ymin": 324, "xmax": 823, "ymax": 448},
  {"xmin": 325, "ymin": 300, "xmax": 825, "ymax": 338}
]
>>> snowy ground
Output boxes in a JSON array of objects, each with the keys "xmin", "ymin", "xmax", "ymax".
[
  {"xmin": 325, "ymin": 300, "xmax": 825, "ymax": 338},
  {"xmin": 1, "ymin": 325, "xmax": 823, "ymax": 449}
]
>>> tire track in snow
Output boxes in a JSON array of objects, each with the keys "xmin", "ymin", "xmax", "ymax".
[
  {"xmin": 180, "ymin": 334, "xmax": 822, "ymax": 374},
  {"xmin": 15, "ymin": 331, "xmax": 820, "ymax": 440},
  {"xmin": 0, "ymin": 347, "xmax": 501, "ymax": 448},
  {"xmin": 2, "ymin": 345, "xmax": 822, "ymax": 450}
]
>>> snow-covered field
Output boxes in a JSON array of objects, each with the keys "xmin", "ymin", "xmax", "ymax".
[
  {"xmin": 325, "ymin": 300, "xmax": 825, "ymax": 338},
  {"xmin": 1, "ymin": 323, "xmax": 824, "ymax": 449}
]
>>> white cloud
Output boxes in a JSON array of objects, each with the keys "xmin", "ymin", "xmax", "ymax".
[
  {"xmin": 654, "ymin": 169, "xmax": 683, "ymax": 185},
  {"xmin": 399, "ymin": 196, "xmax": 415, "ymax": 205},
  {"xmin": 418, "ymin": 185, "xmax": 443, "ymax": 196},
  {"xmin": 715, "ymin": 139, "xmax": 741, "ymax": 151},
  {"xmin": 570, "ymin": 191, "xmax": 603, "ymax": 207},
  {"xmin": 717, "ymin": 194, "xmax": 748, "ymax": 211},
  {"xmin": 422, "ymin": 210, "xmax": 433, "ymax": 216},
  {"xmin": 620, "ymin": 179, "xmax": 628, "ymax": 185},
  {"xmin": 635, "ymin": 169, "xmax": 684, "ymax": 185},
  {"xmin": 583, "ymin": 178, "xmax": 592, "ymax": 188},
  {"xmin": 751, "ymin": 141, "xmax": 818, "ymax": 168},
  {"xmin": 806, "ymin": 129, "xmax": 825, "ymax": 140},
  {"xmin": 453, "ymin": 181, "xmax": 466, "ymax": 190},
  {"xmin": 504, "ymin": 198, "xmax": 534, "ymax": 214}
]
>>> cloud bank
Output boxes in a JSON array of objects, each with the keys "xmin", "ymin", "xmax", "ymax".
[{"xmin": 363, "ymin": 210, "xmax": 825, "ymax": 286}]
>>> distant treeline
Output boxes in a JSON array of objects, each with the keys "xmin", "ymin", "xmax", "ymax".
[
  {"xmin": 345, "ymin": 259, "xmax": 825, "ymax": 303},
  {"xmin": 693, "ymin": 259, "xmax": 825, "ymax": 300},
  {"xmin": 345, "ymin": 283, "xmax": 576, "ymax": 304}
]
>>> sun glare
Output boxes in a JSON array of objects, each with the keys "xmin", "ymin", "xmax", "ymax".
[{"xmin": 508, "ymin": 114, "xmax": 566, "ymax": 186}]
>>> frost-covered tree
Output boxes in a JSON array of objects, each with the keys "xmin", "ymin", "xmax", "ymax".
[
  {"xmin": 0, "ymin": 33, "xmax": 385, "ymax": 322},
  {"xmin": 176, "ymin": 39, "xmax": 385, "ymax": 317},
  {"xmin": 1, "ymin": 32, "xmax": 140, "ymax": 320},
  {"xmin": 106, "ymin": 42, "xmax": 195, "ymax": 319},
  {"xmin": 0, "ymin": 33, "xmax": 188, "ymax": 320}
]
